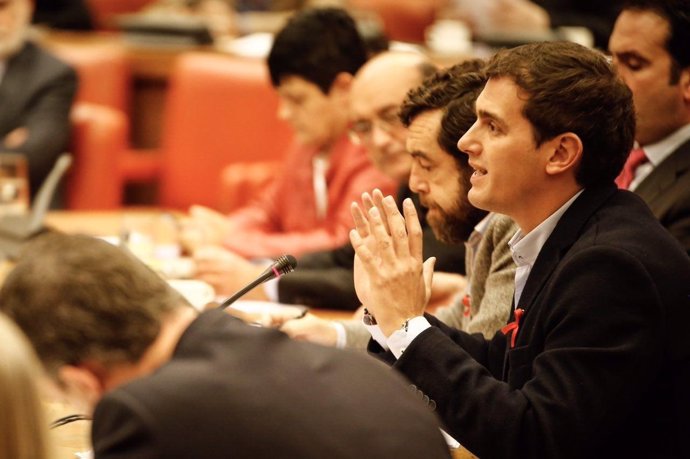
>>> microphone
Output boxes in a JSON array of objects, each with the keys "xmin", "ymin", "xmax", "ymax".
[{"xmin": 218, "ymin": 254, "xmax": 297, "ymax": 310}]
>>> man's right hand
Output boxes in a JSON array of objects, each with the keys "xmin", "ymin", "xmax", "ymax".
[{"xmin": 180, "ymin": 205, "xmax": 232, "ymax": 252}]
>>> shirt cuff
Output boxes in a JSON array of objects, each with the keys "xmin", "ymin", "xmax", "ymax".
[
  {"xmin": 362, "ymin": 318, "xmax": 389, "ymax": 351},
  {"xmin": 387, "ymin": 316, "xmax": 431, "ymax": 359},
  {"xmin": 332, "ymin": 321, "xmax": 347, "ymax": 349}
]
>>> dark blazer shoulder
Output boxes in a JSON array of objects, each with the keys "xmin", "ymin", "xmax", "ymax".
[
  {"xmin": 6, "ymin": 41, "xmax": 75, "ymax": 81},
  {"xmin": 633, "ymin": 138, "xmax": 690, "ymax": 255}
]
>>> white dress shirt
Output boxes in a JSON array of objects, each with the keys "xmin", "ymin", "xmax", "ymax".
[
  {"xmin": 371, "ymin": 190, "xmax": 583, "ymax": 359},
  {"xmin": 508, "ymin": 190, "xmax": 582, "ymax": 307}
]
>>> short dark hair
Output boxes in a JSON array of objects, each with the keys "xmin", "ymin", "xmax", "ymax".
[
  {"xmin": 267, "ymin": 8, "xmax": 368, "ymax": 94},
  {"xmin": 0, "ymin": 233, "xmax": 188, "ymax": 376},
  {"xmin": 400, "ymin": 59, "xmax": 486, "ymax": 162},
  {"xmin": 484, "ymin": 41, "xmax": 635, "ymax": 188},
  {"xmin": 622, "ymin": 0, "xmax": 690, "ymax": 83},
  {"xmin": 399, "ymin": 59, "xmax": 489, "ymax": 241}
]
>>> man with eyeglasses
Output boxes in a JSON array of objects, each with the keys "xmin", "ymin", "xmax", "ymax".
[
  {"xmin": 181, "ymin": 8, "xmax": 395, "ymax": 267},
  {"xmin": 195, "ymin": 52, "xmax": 473, "ymax": 319},
  {"xmin": 277, "ymin": 52, "xmax": 480, "ymax": 323}
]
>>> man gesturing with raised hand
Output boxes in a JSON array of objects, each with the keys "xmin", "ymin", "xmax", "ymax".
[
  {"xmin": 349, "ymin": 41, "xmax": 690, "ymax": 459},
  {"xmin": 351, "ymin": 191, "xmax": 434, "ymax": 341}
]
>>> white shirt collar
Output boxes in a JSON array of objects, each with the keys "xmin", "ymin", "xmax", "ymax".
[
  {"xmin": 473, "ymin": 212, "xmax": 494, "ymax": 235},
  {"xmin": 641, "ymin": 123, "xmax": 690, "ymax": 167},
  {"xmin": 509, "ymin": 190, "xmax": 584, "ymax": 268}
]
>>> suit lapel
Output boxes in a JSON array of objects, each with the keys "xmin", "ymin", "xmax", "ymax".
[
  {"xmin": 502, "ymin": 185, "xmax": 617, "ymax": 380},
  {"xmin": 634, "ymin": 139, "xmax": 690, "ymax": 205},
  {"xmin": 515, "ymin": 184, "xmax": 618, "ymax": 314}
]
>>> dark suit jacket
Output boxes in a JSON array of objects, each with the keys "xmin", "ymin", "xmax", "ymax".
[
  {"xmin": 634, "ymin": 137, "xmax": 690, "ymax": 256},
  {"xmin": 0, "ymin": 42, "xmax": 77, "ymax": 196},
  {"xmin": 535, "ymin": 0, "xmax": 622, "ymax": 48},
  {"xmin": 92, "ymin": 309, "xmax": 451, "ymax": 459},
  {"xmin": 278, "ymin": 185, "xmax": 471, "ymax": 310},
  {"xmin": 33, "ymin": 0, "xmax": 93, "ymax": 30},
  {"xmin": 370, "ymin": 185, "xmax": 690, "ymax": 458}
]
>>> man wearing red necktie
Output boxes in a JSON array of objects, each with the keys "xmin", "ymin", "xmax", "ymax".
[{"xmin": 609, "ymin": 0, "xmax": 690, "ymax": 255}]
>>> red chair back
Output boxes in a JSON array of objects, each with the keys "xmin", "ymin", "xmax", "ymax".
[
  {"xmin": 158, "ymin": 52, "xmax": 293, "ymax": 210},
  {"xmin": 67, "ymin": 103, "xmax": 127, "ymax": 209},
  {"xmin": 349, "ymin": 0, "xmax": 438, "ymax": 43},
  {"xmin": 49, "ymin": 40, "xmax": 130, "ymax": 114}
]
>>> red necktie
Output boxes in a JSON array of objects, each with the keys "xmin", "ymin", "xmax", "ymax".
[{"xmin": 615, "ymin": 148, "xmax": 648, "ymax": 189}]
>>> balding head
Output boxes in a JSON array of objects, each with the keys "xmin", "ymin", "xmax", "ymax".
[{"xmin": 349, "ymin": 52, "xmax": 436, "ymax": 183}]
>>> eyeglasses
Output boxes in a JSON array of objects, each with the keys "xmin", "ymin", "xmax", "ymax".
[{"xmin": 349, "ymin": 106, "xmax": 403, "ymax": 143}]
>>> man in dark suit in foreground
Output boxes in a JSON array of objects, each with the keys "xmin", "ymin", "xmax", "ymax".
[
  {"xmin": 0, "ymin": 0, "xmax": 77, "ymax": 195},
  {"xmin": 608, "ymin": 0, "xmax": 690, "ymax": 255},
  {"xmin": 0, "ymin": 233, "xmax": 450, "ymax": 459},
  {"xmin": 351, "ymin": 41, "xmax": 690, "ymax": 458}
]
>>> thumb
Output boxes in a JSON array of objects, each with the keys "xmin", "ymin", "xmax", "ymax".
[{"xmin": 422, "ymin": 257, "xmax": 436, "ymax": 302}]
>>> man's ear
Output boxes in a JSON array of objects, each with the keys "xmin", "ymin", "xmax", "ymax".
[
  {"xmin": 57, "ymin": 364, "xmax": 106, "ymax": 414},
  {"xmin": 329, "ymin": 72, "xmax": 354, "ymax": 97},
  {"xmin": 680, "ymin": 66, "xmax": 690, "ymax": 104},
  {"xmin": 545, "ymin": 132, "xmax": 583, "ymax": 177}
]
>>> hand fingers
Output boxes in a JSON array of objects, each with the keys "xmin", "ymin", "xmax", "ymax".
[
  {"xmin": 382, "ymin": 195, "xmax": 409, "ymax": 258},
  {"xmin": 361, "ymin": 191, "xmax": 375, "ymax": 211},
  {"xmin": 350, "ymin": 228, "xmax": 377, "ymax": 273},
  {"xmin": 370, "ymin": 189, "xmax": 391, "ymax": 235},
  {"xmin": 351, "ymin": 201, "xmax": 371, "ymax": 239},
  {"xmin": 403, "ymin": 198, "xmax": 424, "ymax": 260},
  {"xmin": 422, "ymin": 257, "xmax": 436, "ymax": 306},
  {"xmin": 362, "ymin": 190, "xmax": 389, "ymax": 228},
  {"xmin": 368, "ymin": 206, "xmax": 396, "ymax": 264}
]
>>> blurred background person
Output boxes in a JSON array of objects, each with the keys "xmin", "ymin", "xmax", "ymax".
[
  {"xmin": 189, "ymin": 51, "xmax": 470, "ymax": 307},
  {"xmin": 609, "ymin": 0, "xmax": 690, "ymax": 255},
  {"xmin": 183, "ymin": 8, "xmax": 395, "ymax": 278},
  {"xmin": 0, "ymin": 0, "xmax": 77, "ymax": 198},
  {"xmin": 0, "ymin": 312, "xmax": 51, "ymax": 459},
  {"xmin": 341, "ymin": 0, "xmax": 619, "ymax": 48},
  {"xmin": 141, "ymin": 0, "xmax": 339, "ymax": 38},
  {"xmin": 0, "ymin": 233, "xmax": 452, "ymax": 458},
  {"xmin": 438, "ymin": 0, "xmax": 622, "ymax": 48},
  {"xmin": 281, "ymin": 63, "xmax": 516, "ymax": 348}
]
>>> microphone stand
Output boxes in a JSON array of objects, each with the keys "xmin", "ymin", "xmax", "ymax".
[
  {"xmin": 218, "ymin": 254, "xmax": 297, "ymax": 310},
  {"xmin": 218, "ymin": 272, "xmax": 273, "ymax": 310}
]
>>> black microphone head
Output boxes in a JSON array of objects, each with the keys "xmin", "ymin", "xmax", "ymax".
[{"xmin": 274, "ymin": 254, "xmax": 297, "ymax": 275}]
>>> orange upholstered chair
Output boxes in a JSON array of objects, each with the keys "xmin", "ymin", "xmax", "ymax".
[
  {"xmin": 46, "ymin": 41, "xmax": 132, "ymax": 208},
  {"xmin": 48, "ymin": 40, "xmax": 131, "ymax": 114},
  {"xmin": 349, "ymin": 0, "xmax": 439, "ymax": 43},
  {"xmin": 67, "ymin": 103, "xmax": 128, "ymax": 209},
  {"xmin": 157, "ymin": 52, "xmax": 293, "ymax": 210}
]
